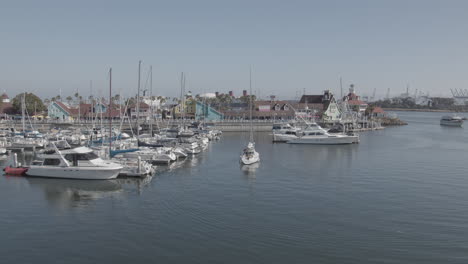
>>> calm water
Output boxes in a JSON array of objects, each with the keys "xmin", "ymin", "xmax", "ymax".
[{"xmin": 1, "ymin": 111, "xmax": 468, "ymax": 264}]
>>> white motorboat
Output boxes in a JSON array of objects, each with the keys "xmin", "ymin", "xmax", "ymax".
[
  {"xmin": 240, "ymin": 142, "xmax": 260, "ymax": 165},
  {"xmin": 11, "ymin": 137, "xmax": 47, "ymax": 149},
  {"xmin": 440, "ymin": 115, "xmax": 463, "ymax": 127},
  {"xmin": 286, "ymin": 122, "xmax": 358, "ymax": 145},
  {"xmin": 120, "ymin": 147, "xmax": 177, "ymax": 164},
  {"xmin": 272, "ymin": 123, "xmax": 302, "ymax": 142},
  {"xmin": 111, "ymin": 156, "xmax": 154, "ymax": 177},
  {"xmin": 27, "ymin": 146, "xmax": 123, "ymax": 180}
]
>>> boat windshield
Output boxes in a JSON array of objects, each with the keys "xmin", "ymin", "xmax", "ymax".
[{"xmin": 64, "ymin": 152, "xmax": 99, "ymax": 166}]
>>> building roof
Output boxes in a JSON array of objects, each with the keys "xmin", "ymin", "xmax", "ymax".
[
  {"xmin": 372, "ymin": 106, "xmax": 385, "ymax": 113},
  {"xmin": 347, "ymin": 99, "xmax": 368, "ymax": 106},
  {"xmin": 254, "ymin": 100, "xmax": 292, "ymax": 109},
  {"xmin": 54, "ymin": 101, "xmax": 73, "ymax": 114},
  {"xmin": 299, "ymin": 95, "xmax": 323, "ymax": 104},
  {"xmin": 53, "ymin": 101, "xmax": 123, "ymax": 118},
  {"xmin": 1, "ymin": 93, "xmax": 9, "ymax": 99},
  {"xmin": 129, "ymin": 102, "xmax": 150, "ymax": 109}
]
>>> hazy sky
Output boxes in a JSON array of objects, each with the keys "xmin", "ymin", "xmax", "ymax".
[{"xmin": 1, "ymin": 0, "xmax": 467, "ymax": 100}]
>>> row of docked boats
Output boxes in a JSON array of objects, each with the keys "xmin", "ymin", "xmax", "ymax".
[
  {"xmin": 3, "ymin": 123, "xmax": 222, "ymax": 180},
  {"xmin": 272, "ymin": 122, "xmax": 359, "ymax": 144}
]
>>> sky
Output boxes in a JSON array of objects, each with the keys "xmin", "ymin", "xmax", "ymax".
[{"xmin": 1, "ymin": 0, "xmax": 468, "ymax": 100}]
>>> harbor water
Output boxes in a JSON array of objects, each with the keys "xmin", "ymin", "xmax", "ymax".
[{"xmin": 1, "ymin": 111, "xmax": 468, "ymax": 263}]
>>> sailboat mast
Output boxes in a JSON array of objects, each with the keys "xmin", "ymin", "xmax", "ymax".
[
  {"xmin": 249, "ymin": 67, "xmax": 253, "ymax": 142},
  {"xmin": 149, "ymin": 65, "xmax": 153, "ymax": 136},
  {"xmin": 340, "ymin": 76, "xmax": 343, "ymax": 100},
  {"xmin": 21, "ymin": 92, "xmax": 25, "ymax": 132},
  {"xmin": 137, "ymin": 60, "xmax": 141, "ymax": 138},
  {"xmin": 109, "ymin": 67, "xmax": 112, "ymax": 152},
  {"xmin": 180, "ymin": 72, "xmax": 185, "ymax": 125}
]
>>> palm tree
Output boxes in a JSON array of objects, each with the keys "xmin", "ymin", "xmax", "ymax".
[
  {"xmin": 66, "ymin": 96, "xmax": 73, "ymax": 105},
  {"xmin": 56, "ymin": 95, "xmax": 61, "ymax": 101}
]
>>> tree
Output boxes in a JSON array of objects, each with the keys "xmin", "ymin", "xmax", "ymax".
[
  {"xmin": 12, "ymin": 93, "xmax": 46, "ymax": 115},
  {"xmin": 66, "ymin": 96, "xmax": 73, "ymax": 105},
  {"xmin": 239, "ymin": 95, "xmax": 256, "ymax": 104},
  {"xmin": 365, "ymin": 105, "xmax": 375, "ymax": 117},
  {"xmin": 56, "ymin": 95, "xmax": 61, "ymax": 101}
]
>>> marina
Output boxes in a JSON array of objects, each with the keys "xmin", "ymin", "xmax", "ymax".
[
  {"xmin": 3, "ymin": 1, "xmax": 468, "ymax": 263},
  {"xmin": 1, "ymin": 111, "xmax": 468, "ymax": 263}
]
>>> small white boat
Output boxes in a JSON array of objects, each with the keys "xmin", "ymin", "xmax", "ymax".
[
  {"xmin": 240, "ymin": 142, "xmax": 260, "ymax": 165},
  {"xmin": 27, "ymin": 146, "xmax": 123, "ymax": 180},
  {"xmin": 111, "ymin": 156, "xmax": 154, "ymax": 177},
  {"xmin": 240, "ymin": 68, "xmax": 260, "ymax": 166},
  {"xmin": 440, "ymin": 115, "xmax": 463, "ymax": 127}
]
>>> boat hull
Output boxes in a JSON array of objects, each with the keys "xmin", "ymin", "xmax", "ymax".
[
  {"xmin": 440, "ymin": 120, "xmax": 463, "ymax": 127},
  {"xmin": 272, "ymin": 133, "xmax": 297, "ymax": 142},
  {"xmin": 287, "ymin": 135, "xmax": 358, "ymax": 145},
  {"xmin": 240, "ymin": 152, "xmax": 260, "ymax": 165},
  {"xmin": 26, "ymin": 166, "xmax": 121, "ymax": 180}
]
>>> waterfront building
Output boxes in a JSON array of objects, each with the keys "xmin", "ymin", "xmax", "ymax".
[
  {"xmin": 0, "ymin": 93, "xmax": 14, "ymax": 117},
  {"xmin": 128, "ymin": 102, "xmax": 150, "ymax": 120},
  {"xmin": 195, "ymin": 101, "xmax": 224, "ymax": 121},
  {"xmin": 343, "ymin": 85, "xmax": 368, "ymax": 113},
  {"xmin": 48, "ymin": 101, "xmax": 122, "ymax": 121},
  {"xmin": 48, "ymin": 101, "xmax": 74, "ymax": 121}
]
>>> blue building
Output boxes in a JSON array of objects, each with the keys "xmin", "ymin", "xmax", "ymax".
[
  {"xmin": 195, "ymin": 101, "xmax": 223, "ymax": 121},
  {"xmin": 48, "ymin": 101, "xmax": 73, "ymax": 121}
]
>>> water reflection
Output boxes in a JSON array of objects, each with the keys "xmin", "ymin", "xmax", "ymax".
[
  {"xmin": 241, "ymin": 163, "xmax": 259, "ymax": 177},
  {"xmin": 26, "ymin": 178, "xmax": 123, "ymax": 209}
]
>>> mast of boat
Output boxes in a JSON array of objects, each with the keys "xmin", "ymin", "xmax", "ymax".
[
  {"xmin": 149, "ymin": 65, "xmax": 153, "ymax": 136},
  {"xmin": 21, "ymin": 92, "xmax": 26, "ymax": 133},
  {"xmin": 109, "ymin": 67, "xmax": 112, "ymax": 153},
  {"xmin": 249, "ymin": 67, "xmax": 253, "ymax": 143},
  {"xmin": 136, "ymin": 60, "xmax": 141, "ymax": 138},
  {"xmin": 21, "ymin": 92, "xmax": 26, "ymax": 134},
  {"xmin": 180, "ymin": 72, "xmax": 185, "ymax": 129}
]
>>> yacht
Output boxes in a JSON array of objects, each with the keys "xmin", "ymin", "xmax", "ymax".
[
  {"xmin": 286, "ymin": 122, "xmax": 359, "ymax": 145},
  {"xmin": 440, "ymin": 115, "xmax": 463, "ymax": 127},
  {"xmin": 272, "ymin": 123, "xmax": 302, "ymax": 142},
  {"xmin": 27, "ymin": 146, "xmax": 123, "ymax": 180}
]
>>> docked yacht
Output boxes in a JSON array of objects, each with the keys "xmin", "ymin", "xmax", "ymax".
[
  {"xmin": 272, "ymin": 123, "xmax": 302, "ymax": 142},
  {"xmin": 27, "ymin": 146, "xmax": 123, "ymax": 180},
  {"xmin": 440, "ymin": 115, "xmax": 463, "ymax": 127},
  {"xmin": 286, "ymin": 122, "xmax": 359, "ymax": 145}
]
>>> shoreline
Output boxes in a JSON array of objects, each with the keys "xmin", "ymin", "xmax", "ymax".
[{"xmin": 383, "ymin": 108, "xmax": 464, "ymax": 113}]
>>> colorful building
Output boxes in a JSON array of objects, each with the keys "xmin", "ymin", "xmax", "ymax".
[{"xmin": 195, "ymin": 101, "xmax": 224, "ymax": 121}]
